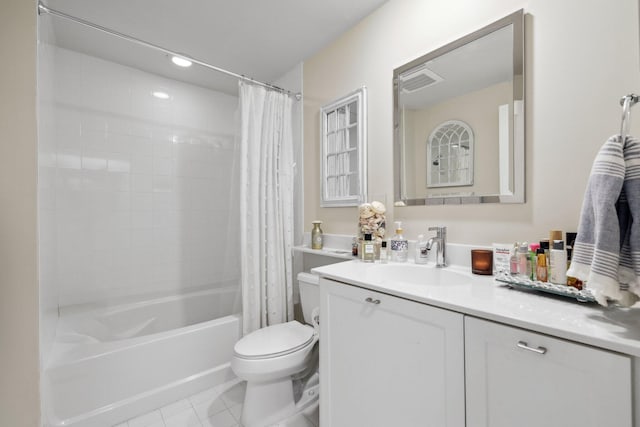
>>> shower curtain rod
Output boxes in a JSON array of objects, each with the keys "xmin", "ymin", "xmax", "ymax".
[{"xmin": 37, "ymin": 2, "xmax": 302, "ymax": 100}]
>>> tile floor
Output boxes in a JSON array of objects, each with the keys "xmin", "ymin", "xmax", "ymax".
[
  {"xmin": 113, "ymin": 379, "xmax": 319, "ymax": 427},
  {"xmin": 114, "ymin": 379, "xmax": 246, "ymax": 427}
]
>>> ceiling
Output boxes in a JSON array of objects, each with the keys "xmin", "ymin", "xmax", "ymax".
[{"xmin": 42, "ymin": 0, "xmax": 388, "ymax": 95}]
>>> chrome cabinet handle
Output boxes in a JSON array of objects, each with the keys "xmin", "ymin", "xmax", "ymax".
[
  {"xmin": 517, "ymin": 340, "xmax": 547, "ymax": 355},
  {"xmin": 365, "ymin": 297, "xmax": 381, "ymax": 304}
]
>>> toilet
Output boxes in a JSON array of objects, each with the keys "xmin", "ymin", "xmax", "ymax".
[{"xmin": 231, "ymin": 272, "xmax": 320, "ymax": 427}]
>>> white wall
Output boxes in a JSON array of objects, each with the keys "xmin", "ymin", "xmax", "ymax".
[
  {"xmin": 0, "ymin": 0, "xmax": 41, "ymax": 425},
  {"xmin": 304, "ymin": 0, "xmax": 640, "ymax": 245},
  {"xmin": 40, "ymin": 46, "xmax": 240, "ymax": 307}
]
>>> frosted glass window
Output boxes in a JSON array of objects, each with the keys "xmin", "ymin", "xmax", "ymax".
[{"xmin": 320, "ymin": 87, "xmax": 367, "ymax": 207}]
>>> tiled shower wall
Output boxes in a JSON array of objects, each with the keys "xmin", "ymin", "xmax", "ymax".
[{"xmin": 39, "ymin": 46, "xmax": 240, "ymax": 307}]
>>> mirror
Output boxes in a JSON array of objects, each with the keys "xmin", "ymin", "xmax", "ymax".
[{"xmin": 394, "ymin": 10, "xmax": 524, "ymax": 205}]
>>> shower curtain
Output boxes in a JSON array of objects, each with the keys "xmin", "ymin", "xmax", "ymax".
[{"xmin": 239, "ymin": 81, "xmax": 295, "ymax": 335}]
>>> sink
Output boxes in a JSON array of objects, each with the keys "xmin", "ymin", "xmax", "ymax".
[{"xmin": 366, "ymin": 263, "xmax": 471, "ymax": 286}]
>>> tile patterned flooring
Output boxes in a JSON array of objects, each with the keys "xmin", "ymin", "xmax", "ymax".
[
  {"xmin": 114, "ymin": 380, "xmax": 246, "ymax": 427},
  {"xmin": 113, "ymin": 379, "xmax": 319, "ymax": 427}
]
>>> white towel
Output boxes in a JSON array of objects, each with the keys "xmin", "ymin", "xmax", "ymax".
[{"xmin": 567, "ymin": 135, "xmax": 640, "ymax": 306}]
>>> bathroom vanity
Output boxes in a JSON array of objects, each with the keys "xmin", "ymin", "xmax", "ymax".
[{"xmin": 314, "ymin": 260, "xmax": 640, "ymax": 427}]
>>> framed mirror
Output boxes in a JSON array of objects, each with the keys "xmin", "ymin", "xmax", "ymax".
[{"xmin": 393, "ymin": 9, "xmax": 524, "ymax": 205}]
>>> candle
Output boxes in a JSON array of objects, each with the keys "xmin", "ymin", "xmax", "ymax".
[{"xmin": 471, "ymin": 249, "xmax": 493, "ymax": 275}]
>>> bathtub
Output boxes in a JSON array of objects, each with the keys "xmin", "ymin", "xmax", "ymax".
[{"xmin": 43, "ymin": 286, "xmax": 242, "ymax": 427}]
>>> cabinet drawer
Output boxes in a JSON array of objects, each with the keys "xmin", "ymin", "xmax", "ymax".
[{"xmin": 465, "ymin": 316, "xmax": 632, "ymax": 427}]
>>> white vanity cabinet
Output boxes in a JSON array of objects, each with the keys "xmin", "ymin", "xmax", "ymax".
[
  {"xmin": 465, "ymin": 316, "xmax": 632, "ymax": 427},
  {"xmin": 319, "ymin": 278, "xmax": 465, "ymax": 427}
]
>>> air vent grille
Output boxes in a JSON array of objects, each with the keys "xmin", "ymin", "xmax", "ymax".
[{"xmin": 399, "ymin": 66, "xmax": 443, "ymax": 93}]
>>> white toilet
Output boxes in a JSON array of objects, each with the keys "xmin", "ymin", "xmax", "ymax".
[{"xmin": 231, "ymin": 272, "xmax": 320, "ymax": 427}]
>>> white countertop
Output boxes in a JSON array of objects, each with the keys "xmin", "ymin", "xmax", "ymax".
[{"xmin": 312, "ymin": 260, "xmax": 640, "ymax": 357}]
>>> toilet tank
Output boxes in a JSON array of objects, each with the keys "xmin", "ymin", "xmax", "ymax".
[{"xmin": 297, "ymin": 272, "xmax": 320, "ymax": 325}]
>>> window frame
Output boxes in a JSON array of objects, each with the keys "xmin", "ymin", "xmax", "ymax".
[{"xmin": 319, "ymin": 87, "xmax": 367, "ymax": 207}]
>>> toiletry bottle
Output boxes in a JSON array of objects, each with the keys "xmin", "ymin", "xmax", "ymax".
[
  {"xmin": 518, "ymin": 242, "xmax": 529, "ymax": 278},
  {"xmin": 565, "ymin": 232, "xmax": 583, "ymax": 289},
  {"xmin": 549, "ymin": 240, "xmax": 567, "ymax": 285},
  {"xmin": 549, "ymin": 230, "xmax": 562, "ymax": 250},
  {"xmin": 390, "ymin": 221, "xmax": 408, "ymax": 262},
  {"xmin": 510, "ymin": 243, "xmax": 519, "ymax": 275},
  {"xmin": 536, "ymin": 248, "xmax": 548, "ymax": 282},
  {"xmin": 415, "ymin": 234, "xmax": 429, "ymax": 264},
  {"xmin": 379, "ymin": 241, "xmax": 389, "ymax": 264},
  {"xmin": 352, "ymin": 237, "xmax": 358, "ymax": 257},
  {"xmin": 529, "ymin": 243, "xmax": 540, "ymax": 280},
  {"xmin": 311, "ymin": 221, "xmax": 323, "ymax": 250},
  {"xmin": 361, "ymin": 233, "xmax": 375, "ymax": 262},
  {"xmin": 539, "ymin": 239, "xmax": 550, "ymax": 277}
]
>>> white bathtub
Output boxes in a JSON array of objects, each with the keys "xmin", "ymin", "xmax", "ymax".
[{"xmin": 43, "ymin": 286, "xmax": 242, "ymax": 427}]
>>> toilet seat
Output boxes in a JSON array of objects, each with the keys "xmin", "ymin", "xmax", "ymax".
[{"xmin": 234, "ymin": 321, "xmax": 315, "ymax": 360}]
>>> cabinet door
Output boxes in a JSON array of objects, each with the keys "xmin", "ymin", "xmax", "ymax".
[
  {"xmin": 320, "ymin": 278, "xmax": 465, "ymax": 427},
  {"xmin": 465, "ymin": 316, "xmax": 632, "ymax": 427}
]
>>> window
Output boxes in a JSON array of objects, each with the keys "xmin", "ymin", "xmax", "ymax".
[
  {"xmin": 427, "ymin": 120, "xmax": 474, "ymax": 188},
  {"xmin": 320, "ymin": 87, "xmax": 367, "ymax": 207}
]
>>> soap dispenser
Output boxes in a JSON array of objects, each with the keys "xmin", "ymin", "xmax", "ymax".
[
  {"xmin": 390, "ymin": 221, "xmax": 408, "ymax": 262},
  {"xmin": 415, "ymin": 234, "xmax": 429, "ymax": 264}
]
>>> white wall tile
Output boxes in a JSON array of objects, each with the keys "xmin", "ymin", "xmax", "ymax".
[{"xmin": 46, "ymin": 47, "xmax": 240, "ymax": 307}]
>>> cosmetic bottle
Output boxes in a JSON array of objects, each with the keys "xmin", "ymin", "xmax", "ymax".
[
  {"xmin": 311, "ymin": 221, "xmax": 323, "ymax": 250},
  {"xmin": 379, "ymin": 241, "xmax": 389, "ymax": 264},
  {"xmin": 361, "ymin": 233, "xmax": 375, "ymax": 262},
  {"xmin": 539, "ymin": 239, "xmax": 550, "ymax": 276},
  {"xmin": 549, "ymin": 240, "xmax": 567, "ymax": 285},
  {"xmin": 510, "ymin": 243, "xmax": 519, "ymax": 275},
  {"xmin": 518, "ymin": 242, "xmax": 529, "ymax": 278},
  {"xmin": 536, "ymin": 248, "xmax": 548, "ymax": 282},
  {"xmin": 352, "ymin": 237, "xmax": 358, "ymax": 257},
  {"xmin": 415, "ymin": 234, "xmax": 429, "ymax": 264},
  {"xmin": 565, "ymin": 232, "xmax": 583, "ymax": 289},
  {"xmin": 529, "ymin": 243, "xmax": 540, "ymax": 280},
  {"xmin": 390, "ymin": 221, "xmax": 408, "ymax": 262}
]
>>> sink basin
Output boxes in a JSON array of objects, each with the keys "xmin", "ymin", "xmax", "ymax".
[{"xmin": 365, "ymin": 263, "xmax": 471, "ymax": 286}]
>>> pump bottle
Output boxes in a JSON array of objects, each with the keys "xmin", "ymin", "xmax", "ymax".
[{"xmin": 390, "ymin": 221, "xmax": 408, "ymax": 262}]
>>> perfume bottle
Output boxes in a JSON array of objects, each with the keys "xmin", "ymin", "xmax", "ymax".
[
  {"xmin": 379, "ymin": 241, "xmax": 388, "ymax": 263},
  {"xmin": 361, "ymin": 233, "xmax": 375, "ymax": 263}
]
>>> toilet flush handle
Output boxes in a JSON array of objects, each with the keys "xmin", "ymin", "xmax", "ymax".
[{"xmin": 365, "ymin": 297, "xmax": 381, "ymax": 305}]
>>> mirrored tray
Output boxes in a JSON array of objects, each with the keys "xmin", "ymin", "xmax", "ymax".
[{"xmin": 495, "ymin": 273, "xmax": 595, "ymax": 303}]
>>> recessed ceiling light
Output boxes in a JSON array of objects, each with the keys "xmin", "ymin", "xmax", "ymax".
[
  {"xmin": 171, "ymin": 56, "xmax": 192, "ymax": 68},
  {"xmin": 152, "ymin": 91, "xmax": 170, "ymax": 99}
]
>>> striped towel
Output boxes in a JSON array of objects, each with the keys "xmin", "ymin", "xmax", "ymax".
[{"xmin": 567, "ymin": 135, "xmax": 640, "ymax": 306}]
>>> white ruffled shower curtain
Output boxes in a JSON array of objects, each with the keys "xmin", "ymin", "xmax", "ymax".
[{"xmin": 239, "ymin": 81, "xmax": 295, "ymax": 335}]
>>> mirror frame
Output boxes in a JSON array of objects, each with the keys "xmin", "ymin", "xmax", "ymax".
[{"xmin": 393, "ymin": 9, "xmax": 524, "ymax": 206}]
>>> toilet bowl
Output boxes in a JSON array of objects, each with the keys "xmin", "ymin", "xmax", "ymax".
[{"xmin": 231, "ymin": 272, "xmax": 320, "ymax": 427}]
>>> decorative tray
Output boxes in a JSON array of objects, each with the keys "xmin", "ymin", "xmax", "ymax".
[{"xmin": 494, "ymin": 273, "xmax": 596, "ymax": 303}]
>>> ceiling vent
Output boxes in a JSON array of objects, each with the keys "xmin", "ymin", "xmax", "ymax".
[{"xmin": 399, "ymin": 65, "xmax": 444, "ymax": 93}]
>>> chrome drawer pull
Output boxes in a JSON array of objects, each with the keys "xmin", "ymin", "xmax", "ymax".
[
  {"xmin": 517, "ymin": 341, "xmax": 547, "ymax": 354},
  {"xmin": 365, "ymin": 297, "xmax": 381, "ymax": 304}
]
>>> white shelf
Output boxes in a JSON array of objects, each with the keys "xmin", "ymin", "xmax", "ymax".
[{"xmin": 293, "ymin": 245, "xmax": 354, "ymax": 260}]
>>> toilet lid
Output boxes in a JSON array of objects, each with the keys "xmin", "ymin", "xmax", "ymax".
[{"xmin": 234, "ymin": 321, "xmax": 315, "ymax": 359}]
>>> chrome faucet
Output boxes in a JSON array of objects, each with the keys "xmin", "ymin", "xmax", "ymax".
[{"xmin": 426, "ymin": 226, "xmax": 447, "ymax": 267}]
